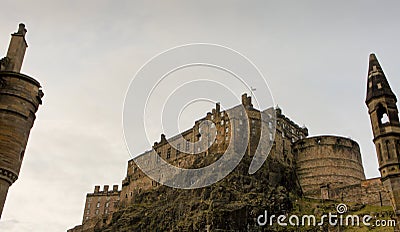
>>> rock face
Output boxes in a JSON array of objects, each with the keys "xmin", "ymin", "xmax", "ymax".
[{"xmin": 99, "ymin": 156, "xmax": 298, "ymax": 232}]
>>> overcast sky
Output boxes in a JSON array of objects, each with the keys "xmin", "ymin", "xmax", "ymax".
[{"xmin": 1, "ymin": 1, "xmax": 400, "ymax": 231}]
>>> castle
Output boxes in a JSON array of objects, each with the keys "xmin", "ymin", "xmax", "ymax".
[
  {"xmin": 1, "ymin": 23, "xmax": 399, "ymax": 231},
  {"xmin": 68, "ymin": 53, "xmax": 400, "ymax": 231},
  {"xmin": 0, "ymin": 24, "xmax": 43, "ymax": 218}
]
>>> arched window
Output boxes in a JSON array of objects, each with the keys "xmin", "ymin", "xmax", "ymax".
[
  {"xmin": 377, "ymin": 104, "xmax": 390, "ymax": 125},
  {"xmin": 386, "ymin": 140, "xmax": 391, "ymax": 160}
]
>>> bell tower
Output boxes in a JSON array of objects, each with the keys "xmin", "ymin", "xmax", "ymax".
[
  {"xmin": 366, "ymin": 53, "xmax": 400, "ymax": 218},
  {"xmin": 0, "ymin": 24, "xmax": 43, "ymax": 218}
]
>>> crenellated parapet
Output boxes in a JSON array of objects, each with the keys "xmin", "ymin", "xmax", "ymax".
[{"xmin": 82, "ymin": 185, "xmax": 120, "ymax": 224}]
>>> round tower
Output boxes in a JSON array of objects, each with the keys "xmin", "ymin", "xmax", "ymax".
[
  {"xmin": 0, "ymin": 24, "xmax": 43, "ymax": 217},
  {"xmin": 293, "ymin": 136, "xmax": 365, "ymax": 198}
]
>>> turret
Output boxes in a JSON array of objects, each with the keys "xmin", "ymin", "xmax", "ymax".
[{"xmin": 0, "ymin": 24, "xmax": 43, "ymax": 218}]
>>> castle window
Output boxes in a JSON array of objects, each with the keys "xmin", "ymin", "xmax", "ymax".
[
  {"xmin": 176, "ymin": 144, "xmax": 181, "ymax": 155},
  {"xmin": 269, "ymin": 133, "xmax": 273, "ymax": 141},
  {"xmin": 86, "ymin": 210, "xmax": 90, "ymax": 215},
  {"xmin": 221, "ymin": 120, "xmax": 224, "ymax": 125},
  {"xmin": 211, "ymin": 115, "xmax": 214, "ymax": 120},
  {"xmin": 239, "ymin": 120, "xmax": 243, "ymax": 125},
  {"xmin": 377, "ymin": 83, "xmax": 382, "ymax": 89},
  {"xmin": 269, "ymin": 122, "xmax": 272, "ymax": 129},
  {"xmin": 96, "ymin": 202, "xmax": 100, "ymax": 208},
  {"xmin": 211, "ymin": 123, "xmax": 215, "ymax": 128},
  {"xmin": 105, "ymin": 209, "xmax": 108, "ymax": 214},
  {"xmin": 225, "ymin": 127, "xmax": 229, "ymax": 133},
  {"xmin": 185, "ymin": 140, "xmax": 190, "ymax": 151},
  {"xmin": 167, "ymin": 148, "xmax": 171, "ymax": 159},
  {"xmin": 105, "ymin": 202, "xmax": 109, "ymax": 208},
  {"xmin": 95, "ymin": 209, "xmax": 99, "ymax": 215},
  {"xmin": 221, "ymin": 112, "xmax": 224, "ymax": 117}
]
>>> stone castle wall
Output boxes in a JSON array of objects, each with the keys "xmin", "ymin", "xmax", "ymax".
[
  {"xmin": 293, "ymin": 136, "xmax": 366, "ymax": 198},
  {"xmin": 81, "ymin": 185, "xmax": 120, "ymax": 224},
  {"xmin": 119, "ymin": 97, "xmax": 308, "ymax": 207}
]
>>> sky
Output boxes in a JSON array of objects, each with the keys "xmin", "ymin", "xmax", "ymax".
[{"xmin": 1, "ymin": 1, "xmax": 400, "ymax": 231}]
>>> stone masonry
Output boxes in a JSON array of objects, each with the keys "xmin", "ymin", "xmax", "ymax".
[
  {"xmin": 0, "ymin": 24, "xmax": 43, "ymax": 218},
  {"xmin": 69, "ymin": 54, "xmax": 398, "ymax": 231}
]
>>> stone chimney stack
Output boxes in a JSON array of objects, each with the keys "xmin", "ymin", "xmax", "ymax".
[{"xmin": 3, "ymin": 24, "xmax": 28, "ymax": 72}]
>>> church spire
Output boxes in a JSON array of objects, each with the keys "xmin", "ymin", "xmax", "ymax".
[{"xmin": 366, "ymin": 53, "xmax": 396, "ymax": 103}]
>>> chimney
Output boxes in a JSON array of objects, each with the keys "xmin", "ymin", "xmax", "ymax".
[
  {"xmin": 160, "ymin": 134, "xmax": 167, "ymax": 143},
  {"xmin": 94, "ymin": 186, "xmax": 100, "ymax": 193},
  {"xmin": 4, "ymin": 23, "xmax": 28, "ymax": 73},
  {"xmin": 241, "ymin": 93, "xmax": 247, "ymax": 106},
  {"xmin": 216, "ymin": 102, "xmax": 220, "ymax": 113},
  {"xmin": 103, "ymin": 185, "xmax": 109, "ymax": 193},
  {"xmin": 247, "ymin": 96, "xmax": 253, "ymax": 108},
  {"xmin": 113, "ymin": 185, "xmax": 118, "ymax": 192}
]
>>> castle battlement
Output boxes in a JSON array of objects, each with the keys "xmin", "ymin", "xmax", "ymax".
[
  {"xmin": 89, "ymin": 185, "xmax": 119, "ymax": 196},
  {"xmin": 82, "ymin": 185, "xmax": 120, "ymax": 224}
]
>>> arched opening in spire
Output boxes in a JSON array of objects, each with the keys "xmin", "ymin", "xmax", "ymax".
[{"xmin": 377, "ymin": 104, "xmax": 390, "ymax": 126}]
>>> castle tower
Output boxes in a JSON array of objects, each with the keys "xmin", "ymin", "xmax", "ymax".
[
  {"xmin": 0, "ymin": 24, "xmax": 43, "ymax": 218},
  {"xmin": 365, "ymin": 54, "xmax": 400, "ymax": 219}
]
